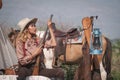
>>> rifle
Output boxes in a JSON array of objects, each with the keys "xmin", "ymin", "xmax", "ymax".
[
  {"xmin": 40, "ymin": 14, "xmax": 53, "ymax": 45},
  {"xmin": 32, "ymin": 14, "xmax": 53, "ymax": 75}
]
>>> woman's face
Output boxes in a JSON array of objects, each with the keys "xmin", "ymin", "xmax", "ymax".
[{"xmin": 28, "ymin": 23, "xmax": 37, "ymax": 35}]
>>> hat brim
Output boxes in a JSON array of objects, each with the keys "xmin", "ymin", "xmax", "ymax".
[{"xmin": 20, "ymin": 18, "xmax": 38, "ymax": 32}]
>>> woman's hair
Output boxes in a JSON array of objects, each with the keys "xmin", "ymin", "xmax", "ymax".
[
  {"xmin": 16, "ymin": 23, "xmax": 37, "ymax": 42},
  {"xmin": 16, "ymin": 29, "xmax": 29, "ymax": 42}
]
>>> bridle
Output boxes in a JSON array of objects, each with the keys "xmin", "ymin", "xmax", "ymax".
[{"xmin": 81, "ymin": 16, "xmax": 98, "ymax": 31}]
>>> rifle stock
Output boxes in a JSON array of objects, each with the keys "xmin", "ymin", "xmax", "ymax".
[{"xmin": 32, "ymin": 14, "xmax": 53, "ymax": 75}]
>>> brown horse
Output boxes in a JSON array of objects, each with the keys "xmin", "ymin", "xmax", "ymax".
[
  {"xmin": 81, "ymin": 17, "xmax": 112, "ymax": 80},
  {"xmin": 53, "ymin": 17, "xmax": 112, "ymax": 80}
]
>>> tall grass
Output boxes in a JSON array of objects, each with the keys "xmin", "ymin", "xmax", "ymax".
[
  {"xmin": 111, "ymin": 39, "xmax": 120, "ymax": 80},
  {"xmin": 111, "ymin": 52, "xmax": 120, "ymax": 80}
]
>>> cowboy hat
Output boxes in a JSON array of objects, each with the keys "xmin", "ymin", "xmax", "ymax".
[{"xmin": 17, "ymin": 18, "xmax": 38, "ymax": 32}]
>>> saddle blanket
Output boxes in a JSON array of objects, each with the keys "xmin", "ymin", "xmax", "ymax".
[
  {"xmin": 0, "ymin": 75, "xmax": 51, "ymax": 80},
  {"xmin": 67, "ymin": 31, "xmax": 84, "ymax": 44}
]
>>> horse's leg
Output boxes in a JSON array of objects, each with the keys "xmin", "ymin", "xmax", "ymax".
[
  {"xmin": 83, "ymin": 42, "xmax": 91, "ymax": 80},
  {"xmin": 94, "ymin": 36, "xmax": 107, "ymax": 80},
  {"xmin": 54, "ymin": 37, "xmax": 65, "ymax": 66},
  {"xmin": 100, "ymin": 62, "xmax": 107, "ymax": 80},
  {"xmin": 92, "ymin": 55, "xmax": 102, "ymax": 80},
  {"xmin": 97, "ymin": 37, "xmax": 112, "ymax": 80},
  {"xmin": 104, "ymin": 38, "xmax": 113, "ymax": 80},
  {"xmin": 73, "ymin": 58, "xmax": 84, "ymax": 80},
  {"xmin": 74, "ymin": 42, "xmax": 91, "ymax": 80}
]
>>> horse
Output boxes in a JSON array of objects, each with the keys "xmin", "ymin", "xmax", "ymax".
[{"xmin": 52, "ymin": 17, "xmax": 112, "ymax": 80}]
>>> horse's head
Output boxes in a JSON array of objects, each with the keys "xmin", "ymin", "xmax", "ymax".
[
  {"xmin": 82, "ymin": 17, "xmax": 93, "ymax": 47},
  {"xmin": 82, "ymin": 16, "xmax": 100, "ymax": 48},
  {"xmin": 82, "ymin": 17, "xmax": 92, "ymax": 30}
]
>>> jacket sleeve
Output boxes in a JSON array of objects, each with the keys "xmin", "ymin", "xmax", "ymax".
[{"xmin": 16, "ymin": 40, "xmax": 24, "ymax": 61}]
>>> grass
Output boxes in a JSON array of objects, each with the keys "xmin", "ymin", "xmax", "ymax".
[{"xmin": 111, "ymin": 52, "xmax": 120, "ymax": 80}]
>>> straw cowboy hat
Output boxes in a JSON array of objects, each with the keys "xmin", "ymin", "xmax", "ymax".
[{"xmin": 17, "ymin": 18, "xmax": 38, "ymax": 32}]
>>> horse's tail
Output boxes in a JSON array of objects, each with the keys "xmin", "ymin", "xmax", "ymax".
[{"xmin": 102, "ymin": 37, "xmax": 113, "ymax": 80}]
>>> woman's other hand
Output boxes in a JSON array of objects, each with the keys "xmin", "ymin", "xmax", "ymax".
[{"xmin": 36, "ymin": 36, "xmax": 40, "ymax": 44}]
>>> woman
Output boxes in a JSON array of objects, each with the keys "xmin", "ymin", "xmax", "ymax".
[{"xmin": 16, "ymin": 18, "xmax": 64, "ymax": 80}]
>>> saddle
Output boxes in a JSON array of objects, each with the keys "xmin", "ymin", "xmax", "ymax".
[
  {"xmin": 54, "ymin": 28, "xmax": 80, "ymax": 63},
  {"xmin": 54, "ymin": 28, "xmax": 79, "ymax": 39}
]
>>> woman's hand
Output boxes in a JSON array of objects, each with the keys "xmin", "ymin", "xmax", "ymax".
[
  {"xmin": 44, "ymin": 39, "xmax": 52, "ymax": 48},
  {"xmin": 47, "ymin": 20, "xmax": 56, "ymax": 47},
  {"xmin": 47, "ymin": 20, "xmax": 52, "ymax": 27},
  {"xmin": 36, "ymin": 36, "xmax": 40, "ymax": 44},
  {"xmin": 18, "ymin": 58, "xmax": 27, "ymax": 65},
  {"xmin": 24, "ymin": 55, "xmax": 33, "ymax": 62},
  {"xmin": 18, "ymin": 55, "xmax": 33, "ymax": 65}
]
